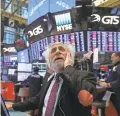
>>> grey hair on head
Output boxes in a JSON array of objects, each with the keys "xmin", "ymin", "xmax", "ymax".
[{"xmin": 42, "ymin": 42, "xmax": 76, "ymax": 68}]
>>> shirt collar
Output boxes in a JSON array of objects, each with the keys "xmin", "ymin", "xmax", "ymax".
[{"xmin": 47, "ymin": 72, "xmax": 62, "ymax": 82}]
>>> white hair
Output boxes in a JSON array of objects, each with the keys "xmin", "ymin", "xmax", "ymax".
[{"xmin": 42, "ymin": 42, "xmax": 76, "ymax": 68}]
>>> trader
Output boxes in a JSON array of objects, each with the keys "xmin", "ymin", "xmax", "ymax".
[
  {"xmin": 13, "ymin": 42, "xmax": 96, "ymax": 116},
  {"xmin": 22, "ymin": 67, "xmax": 43, "ymax": 97},
  {"xmin": 22, "ymin": 67, "xmax": 43, "ymax": 116},
  {"xmin": 99, "ymin": 52, "xmax": 120, "ymax": 116}
]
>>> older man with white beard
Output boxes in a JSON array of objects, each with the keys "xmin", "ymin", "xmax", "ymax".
[{"xmin": 12, "ymin": 42, "xmax": 96, "ymax": 116}]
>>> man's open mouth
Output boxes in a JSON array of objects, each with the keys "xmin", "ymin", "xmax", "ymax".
[{"xmin": 54, "ymin": 57, "xmax": 64, "ymax": 61}]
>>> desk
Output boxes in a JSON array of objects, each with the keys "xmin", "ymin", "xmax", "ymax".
[
  {"xmin": 92, "ymin": 86, "xmax": 118, "ymax": 116},
  {"xmin": 106, "ymin": 101, "xmax": 118, "ymax": 116},
  {"xmin": 96, "ymin": 85, "xmax": 106, "ymax": 92}
]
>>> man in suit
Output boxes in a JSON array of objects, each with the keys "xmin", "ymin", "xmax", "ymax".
[
  {"xmin": 99, "ymin": 52, "xmax": 120, "ymax": 116},
  {"xmin": 12, "ymin": 42, "xmax": 96, "ymax": 116}
]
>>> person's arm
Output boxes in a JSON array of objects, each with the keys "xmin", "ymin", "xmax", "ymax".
[
  {"xmin": 21, "ymin": 76, "xmax": 31, "ymax": 87},
  {"xmin": 43, "ymin": 72, "xmax": 52, "ymax": 83},
  {"xmin": 62, "ymin": 66, "xmax": 97, "ymax": 106},
  {"xmin": 61, "ymin": 52, "xmax": 96, "ymax": 106},
  {"xmin": 23, "ymin": 76, "xmax": 30, "ymax": 83},
  {"xmin": 107, "ymin": 65, "xmax": 120, "ymax": 88},
  {"xmin": 12, "ymin": 90, "xmax": 41, "ymax": 111},
  {"xmin": 12, "ymin": 72, "xmax": 51, "ymax": 112}
]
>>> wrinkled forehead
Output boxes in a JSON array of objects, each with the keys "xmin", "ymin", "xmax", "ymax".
[{"xmin": 50, "ymin": 43, "xmax": 67, "ymax": 51}]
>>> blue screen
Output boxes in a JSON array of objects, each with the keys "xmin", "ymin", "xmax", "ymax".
[
  {"xmin": 28, "ymin": 0, "xmax": 75, "ymax": 24},
  {"xmin": 117, "ymin": 9, "xmax": 120, "ymax": 15},
  {"xmin": 2, "ymin": 75, "xmax": 8, "ymax": 81},
  {"xmin": 4, "ymin": 55, "xmax": 17, "ymax": 63},
  {"xmin": 50, "ymin": 32, "xmax": 85, "ymax": 52},
  {"xmin": 30, "ymin": 32, "xmax": 85, "ymax": 62},
  {"xmin": 30, "ymin": 31, "xmax": 85, "ymax": 61},
  {"xmin": 17, "ymin": 49, "xmax": 29, "ymax": 63},
  {"xmin": 50, "ymin": 0, "xmax": 75, "ymax": 13},
  {"xmin": 30, "ymin": 37, "xmax": 49, "ymax": 61},
  {"xmin": 111, "ymin": 8, "xmax": 117, "ymax": 14},
  {"xmin": 2, "ymin": 69, "xmax": 8, "ymax": 75},
  {"xmin": 0, "ymin": 57, "xmax": 3, "ymax": 66},
  {"xmin": 28, "ymin": 0, "xmax": 49, "ymax": 24}
]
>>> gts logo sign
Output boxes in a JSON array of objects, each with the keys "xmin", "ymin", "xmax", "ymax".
[
  {"xmin": 55, "ymin": 12, "xmax": 72, "ymax": 32},
  {"xmin": 28, "ymin": 25, "xmax": 43, "ymax": 37},
  {"xmin": 91, "ymin": 14, "xmax": 120, "ymax": 25},
  {"xmin": 3, "ymin": 47, "xmax": 16, "ymax": 52}
]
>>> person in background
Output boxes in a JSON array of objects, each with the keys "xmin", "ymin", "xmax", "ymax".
[
  {"xmin": 83, "ymin": 51, "xmax": 93, "ymax": 71},
  {"xmin": 21, "ymin": 67, "xmax": 43, "ymax": 116},
  {"xmin": 12, "ymin": 42, "xmax": 96, "ymax": 116},
  {"xmin": 74, "ymin": 51, "xmax": 93, "ymax": 71},
  {"xmin": 22, "ymin": 67, "xmax": 43, "ymax": 97},
  {"xmin": 99, "ymin": 52, "xmax": 120, "ymax": 116}
]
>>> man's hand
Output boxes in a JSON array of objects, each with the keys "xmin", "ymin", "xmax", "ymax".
[
  {"xmin": 64, "ymin": 52, "xmax": 73, "ymax": 68},
  {"xmin": 15, "ymin": 83, "xmax": 21, "ymax": 85},
  {"xmin": 83, "ymin": 51, "xmax": 93, "ymax": 60},
  {"xmin": 99, "ymin": 82, "xmax": 108, "ymax": 88},
  {"xmin": 78, "ymin": 90, "xmax": 93, "ymax": 106}
]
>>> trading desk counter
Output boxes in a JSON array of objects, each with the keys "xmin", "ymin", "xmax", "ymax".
[{"xmin": 92, "ymin": 85, "xmax": 118, "ymax": 116}]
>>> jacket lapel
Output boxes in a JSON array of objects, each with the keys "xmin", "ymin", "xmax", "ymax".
[{"xmin": 59, "ymin": 81, "xmax": 67, "ymax": 100}]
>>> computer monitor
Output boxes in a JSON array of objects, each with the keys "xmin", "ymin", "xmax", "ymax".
[
  {"xmin": 17, "ymin": 63, "xmax": 32, "ymax": 72},
  {"xmin": 8, "ymin": 69, "xmax": 16, "ymax": 75},
  {"xmin": 87, "ymin": 31, "xmax": 120, "ymax": 52},
  {"xmin": 17, "ymin": 49, "xmax": 29, "ymax": 63},
  {"xmin": 2, "ymin": 75, "xmax": 8, "ymax": 81},
  {"xmin": 17, "ymin": 72, "xmax": 31, "ymax": 81},
  {"xmin": 2, "ymin": 69, "xmax": 8, "ymax": 75}
]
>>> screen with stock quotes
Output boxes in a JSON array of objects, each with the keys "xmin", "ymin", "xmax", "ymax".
[
  {"xmin": 87, "ymin": 31, "xmax": 120, "ymax": 52},
  {"xmin": 30, "ymin": 31, "xmax": 85, "ymax": 61}
]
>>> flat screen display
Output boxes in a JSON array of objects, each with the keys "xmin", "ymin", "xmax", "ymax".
[
  {"xmin": 17, "ymin": 72, "xmax": 31, "ymax": 81},
  {"xmin": 8, "ymin": 69, "xmax": 16, "ymax": 75},
  {"xmin": 117, "ymin": 9, "xmax": 120, "ymax": 15},
  {"xmin": 49, "ymin": 11, "xmax": 73, "ymax": 35},
  {"xmin": 30, "ymin": 37, "xmax": 49, "ymax": 61},
  {"xmin": 87, "ymin": 31, "xmax": 120, "ymax": 51},
  {"xmin": 30, "ymin": 31, "xmax": 85, "ymax": 61},
  {"xmin": 4, "ymin": 55, "xmax": 17, "ymax": 63},
  {"xmin": 75, "ymin": 32, "xmax": 85, "ymax": 52},
  {"xmin": 17, "ymin": 63, "xmax": 32, "ymax": 72},
  {"xmin": 2, "ymin": 69, "xmax": 8, "ymax": 75},
  {"xmin": 50, "ymin": 31, "xmax": 85, "ymax": 52},
  {"xmin": 2, "ymin": 75, "xmax": 8, "ymax": 81},
  {"xmin": 0, "ymin": 56, "xmax": 3, "ymax": 66},
  {"xmin": 17, "ymin": 49, "xmax": 29, "ymax": 63},
  {"xmin": 50, "ymin": 33, "xmax": 76, "ymax": 50}
]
